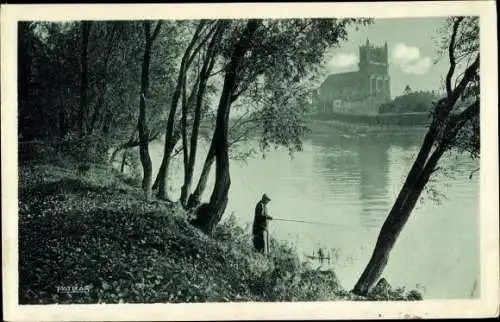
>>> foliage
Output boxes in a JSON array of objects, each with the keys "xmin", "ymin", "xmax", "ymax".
[
  {"xmin": 19, "ymin": 18, "xmax": 373, "ymax": 219},
  {"xmin": 185, "ymin": 19, "xmax": 373, "ymax": 163},
  {"xmin": 18, "ymin": 21, "xmax": 182, "ymax": 162},
  {"xmin": 228, "ymin": 19, "xmax": 373, "ymax": 156},
  {"xmin": 19, "ymin": 22, "xmax": 80, "ymax": 141},
  {"xmin": 434, "ymin": 16, "xmax": 479, "ymax": 159},
  {"xmin": 378, "ymin": 91, "xmax": 439, "ymax": 114}
]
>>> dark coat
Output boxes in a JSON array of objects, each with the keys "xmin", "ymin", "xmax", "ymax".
[{"xmin": 252, "ymin": 201, "xmax": 271, "ymax": 235}]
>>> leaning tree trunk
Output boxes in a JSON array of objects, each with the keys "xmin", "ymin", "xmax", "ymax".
[
  {"xmin": 181, "ymin": 24, "xmax": 223, "ymax": 207},
  {"xmin": 200, "ymin": 98, "xmax": 232, "ymax": 235},
  {"xmin": 352, "ymin": 128, "xmax": 449, "ymax": 295},
  {"xmin": 155, "ymin": 22, "xmax": 208, "ymax": 200},
  {"xmin": 155, "ymin": 144, "xmax": 175, "ymax": 200},
  {"xmin": 352, "ymin": 66, "xmax": 479, "ymax": 296},
  {"xmin": 180, "ymin": 78, "xmax": 190, "ymax": 206},
  {"xmin": 152, "ymin": 131, "xmax": 179, "ymax": 188},
  {"xmin": 155, "ymin": 77, "xmax": 183, "ymax": 200},
  {"xmin": 180, "ymin": 73, "xmax": 201, "ymax": 205},
  {"xmin": 352, "ymin": 17, "xmax": 479, "ymax": 295},
  {"xmin": 196, "ymin": 20, "xmax": 260, "ymax": 235},
  {"xmin": 187, "ymin": 140, "xmax": 216, "ymax": 209}
]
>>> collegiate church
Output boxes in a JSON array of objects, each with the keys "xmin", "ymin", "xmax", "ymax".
[{"xmin": 314, "ymin": 40, "xmax": 391, "ymax": 115}]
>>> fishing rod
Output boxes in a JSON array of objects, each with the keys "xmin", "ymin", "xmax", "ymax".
[{"xmin": 272, "ymin": 217, "xmax": 360, "ymax": 229}]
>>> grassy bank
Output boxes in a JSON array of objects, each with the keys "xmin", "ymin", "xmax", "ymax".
[{"xmin": 18, "ymin": 158, "xmax": 422, "ymax": 304}]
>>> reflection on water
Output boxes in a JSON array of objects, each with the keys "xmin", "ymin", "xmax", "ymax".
[
  {"xmin": 310, "ymin": 132, "xmax": 424, "ymax": 230},
  {"xmin": 150, "ymin": 127, "xmax": 479, "ymax": 300},
  {"xmin": 356, "ymin": 137, "xmax": 390, "ymax": 229}
]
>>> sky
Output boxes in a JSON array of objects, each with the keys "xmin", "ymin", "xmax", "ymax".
[{"xmin": 323, "ymin": 17, "xmax": 451, "ymax": 98}]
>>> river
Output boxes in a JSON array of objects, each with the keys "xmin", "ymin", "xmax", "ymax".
[{"xmin": 148, "ymin": 125, "xmax": 479, "ymax": 300}]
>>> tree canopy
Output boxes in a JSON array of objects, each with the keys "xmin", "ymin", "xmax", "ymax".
[{"xmin": 18, "ymin": 18, "xmax": 372, "ymax": 231}]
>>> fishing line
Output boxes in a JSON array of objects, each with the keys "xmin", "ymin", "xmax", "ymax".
[{"xmin": 272, "ymin": 217, "xmax": 367, "ymax": 229}]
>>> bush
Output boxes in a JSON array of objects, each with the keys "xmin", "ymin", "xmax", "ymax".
[
  {"xmin": 213, "ymin": 214, "xmax": 343, "ymax": 301},
  {"xmin": 364, "ymin": 278, "xmax": 423, "ymax": 301}
]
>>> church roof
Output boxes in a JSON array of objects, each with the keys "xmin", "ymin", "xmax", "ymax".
[{"xmin": 322, "ymin": 71, "xmax": 361, "ymax": 90}]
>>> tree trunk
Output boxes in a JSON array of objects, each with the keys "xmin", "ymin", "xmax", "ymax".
[
  {"xmin": 79, "ymin": 21, "xmax": 91, "ymax": 138},
  {"xmin": 197, "ymin": 101, "xmax": 231, "ymax": 234},
  {"xmin": 352, "ymin": 138, "xmax": 447, "ymax": 295},
  {"xmin": 180, "ymin": 171, "xmax": 192, "ymax": 207},
  {"xmin": 138, "ymin": 74, "xmax": 153, "ymax": 200},
  {"xmin": 180, "ymin": 72, "xmax": 201, "ymax": 204},
  {"xmin": 156, "ymin": 81, "xmax": 183, "ymax": 199},
  {"xmin": 351, "ymin": 190, "xmax": 420, "ymax": 295},
  {"xmin": 138, "ymin": 104, "xmax": 153, "ymax": 200},
  {"xmin": 154, "ymin": 143, "xmax": 173, "ymax": 199},
  {"xmin": 352, "ymin": 97, "xmax": 478, "ymax": 295},
  {"xmin": 137, "ymin": 21, "xmax": 162, "ymax": 201},
  {"xmin": 180, "ymin": 75, "xmax": 191, "ymax": 206},
  {"xmin": 155, "ymin": 21, "xmax": 206, "ymax": 200},
  {"xmin": 352, "ymin": 17, "xmax": 479, "ymax": 296},
  {"xmin": 182, "ymin": 22, "xmax": 224, "ymax": 208},
  {"xmin": 187, "ymin": 139, "xmax": 215, "ymax": 209},
  {"xmin": 196, "ymin": 20, "xmax": 260, "ymax": 234},
  {"xmin": 152, "ymin": 130, "xmax": 180, "ymax": 185}
]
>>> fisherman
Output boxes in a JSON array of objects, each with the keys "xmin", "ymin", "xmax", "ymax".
[{"xmin": 252, "ymin": 193, "xmax": 273, "ymax": 254}]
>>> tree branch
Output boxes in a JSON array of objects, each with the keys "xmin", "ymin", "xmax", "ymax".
[
  {"xmin": 229, "ymin": 122, "xmax": 261, "ymax": 147},
  {"xmin": 230, "ymin": 109, "xmax": 252, "ymax": 130},
  {"xmin": 449, "ymin": 54, "xmax": 479, "ymax": 107},
  {"xmin": 446, "ymin": 17, "xmax": 463, "ymax": 97},
  {"xmin": 172, "ymin": 146, "xmax": 183, "ymax": 158},
  {"xmin": 441, "ymin": 99, "xmax": 479, "ymax": 145},
  {"xmin": 453, "ymin": 99, "xmax": 479, "ymax": 130},
  {"xmin": 230, "ymin": 113, "xmax": 261, "ymax": 134},
  {"xmin": 151, "ymin": 20, "xmax": 163, "ymax": 42},
  {"xmin": 209, "ymin": 65, "xmax": 227, "ymax": 77},
  {"xmin": 181, "ymin": 20, "xmax": 207, "ymax": 69},
  {"xmin": 469, "ymin": 167, "xmax": 480, "ymax": 179},
  {"xmin": 112, "ymin": 129, "xmax": 162, "ymax": 158},
  {"xmin": 431, "ymin": 167, "xmax": 441, "ymax": 174},
  {"xmin": 186, "ymin": 22, "xmax": 219, "ymax": 68},
  {"xmin": 231, "ymin": 84, "xmax": 250, "ymax": 103},
  {"xmin": 143, "ymin": 21, "xmax": 151, "ymax": 42},
  {"xmin": 181, "ymin": 73, "xmax": 190, "ymax": 168}
]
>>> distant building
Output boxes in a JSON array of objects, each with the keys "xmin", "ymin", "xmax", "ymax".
[{"xmin": 313, "ymin": 40, "xmax": 391, "ymax": 115}]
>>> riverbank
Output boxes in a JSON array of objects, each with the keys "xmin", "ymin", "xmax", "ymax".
[
  {"xmin": 307, "ymin": 112, "xmax": 431, "ymax": 127},
  {"xmin": 304, "ymin": 111, "xmax": 430, "ymax": 139},
  {"xmin": 18, "ymin": 155, "xmax": 423, "ymax": 303}
]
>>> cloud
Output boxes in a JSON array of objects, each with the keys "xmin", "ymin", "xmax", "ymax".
[
  {"xmin": 327, "ymin": 52, "xmax": 359, "ymax": 71},
  {"xmin": 392, "ymin": 43, "xmax": 432, "ymax": 75}
]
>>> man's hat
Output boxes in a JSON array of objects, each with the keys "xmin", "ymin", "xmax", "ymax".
[{"xmin": 262, "ymin": 193, "xmax": 271, "ymax": 202}]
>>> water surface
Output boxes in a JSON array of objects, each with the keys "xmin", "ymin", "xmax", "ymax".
[{"xmin": 149, "ymin": 126, "xmax": 479, "ymax": 299}]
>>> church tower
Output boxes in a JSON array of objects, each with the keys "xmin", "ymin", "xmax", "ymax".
[{"xmin": 358, "ymin": 40, "xmax": 391, "ymax": 101}]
